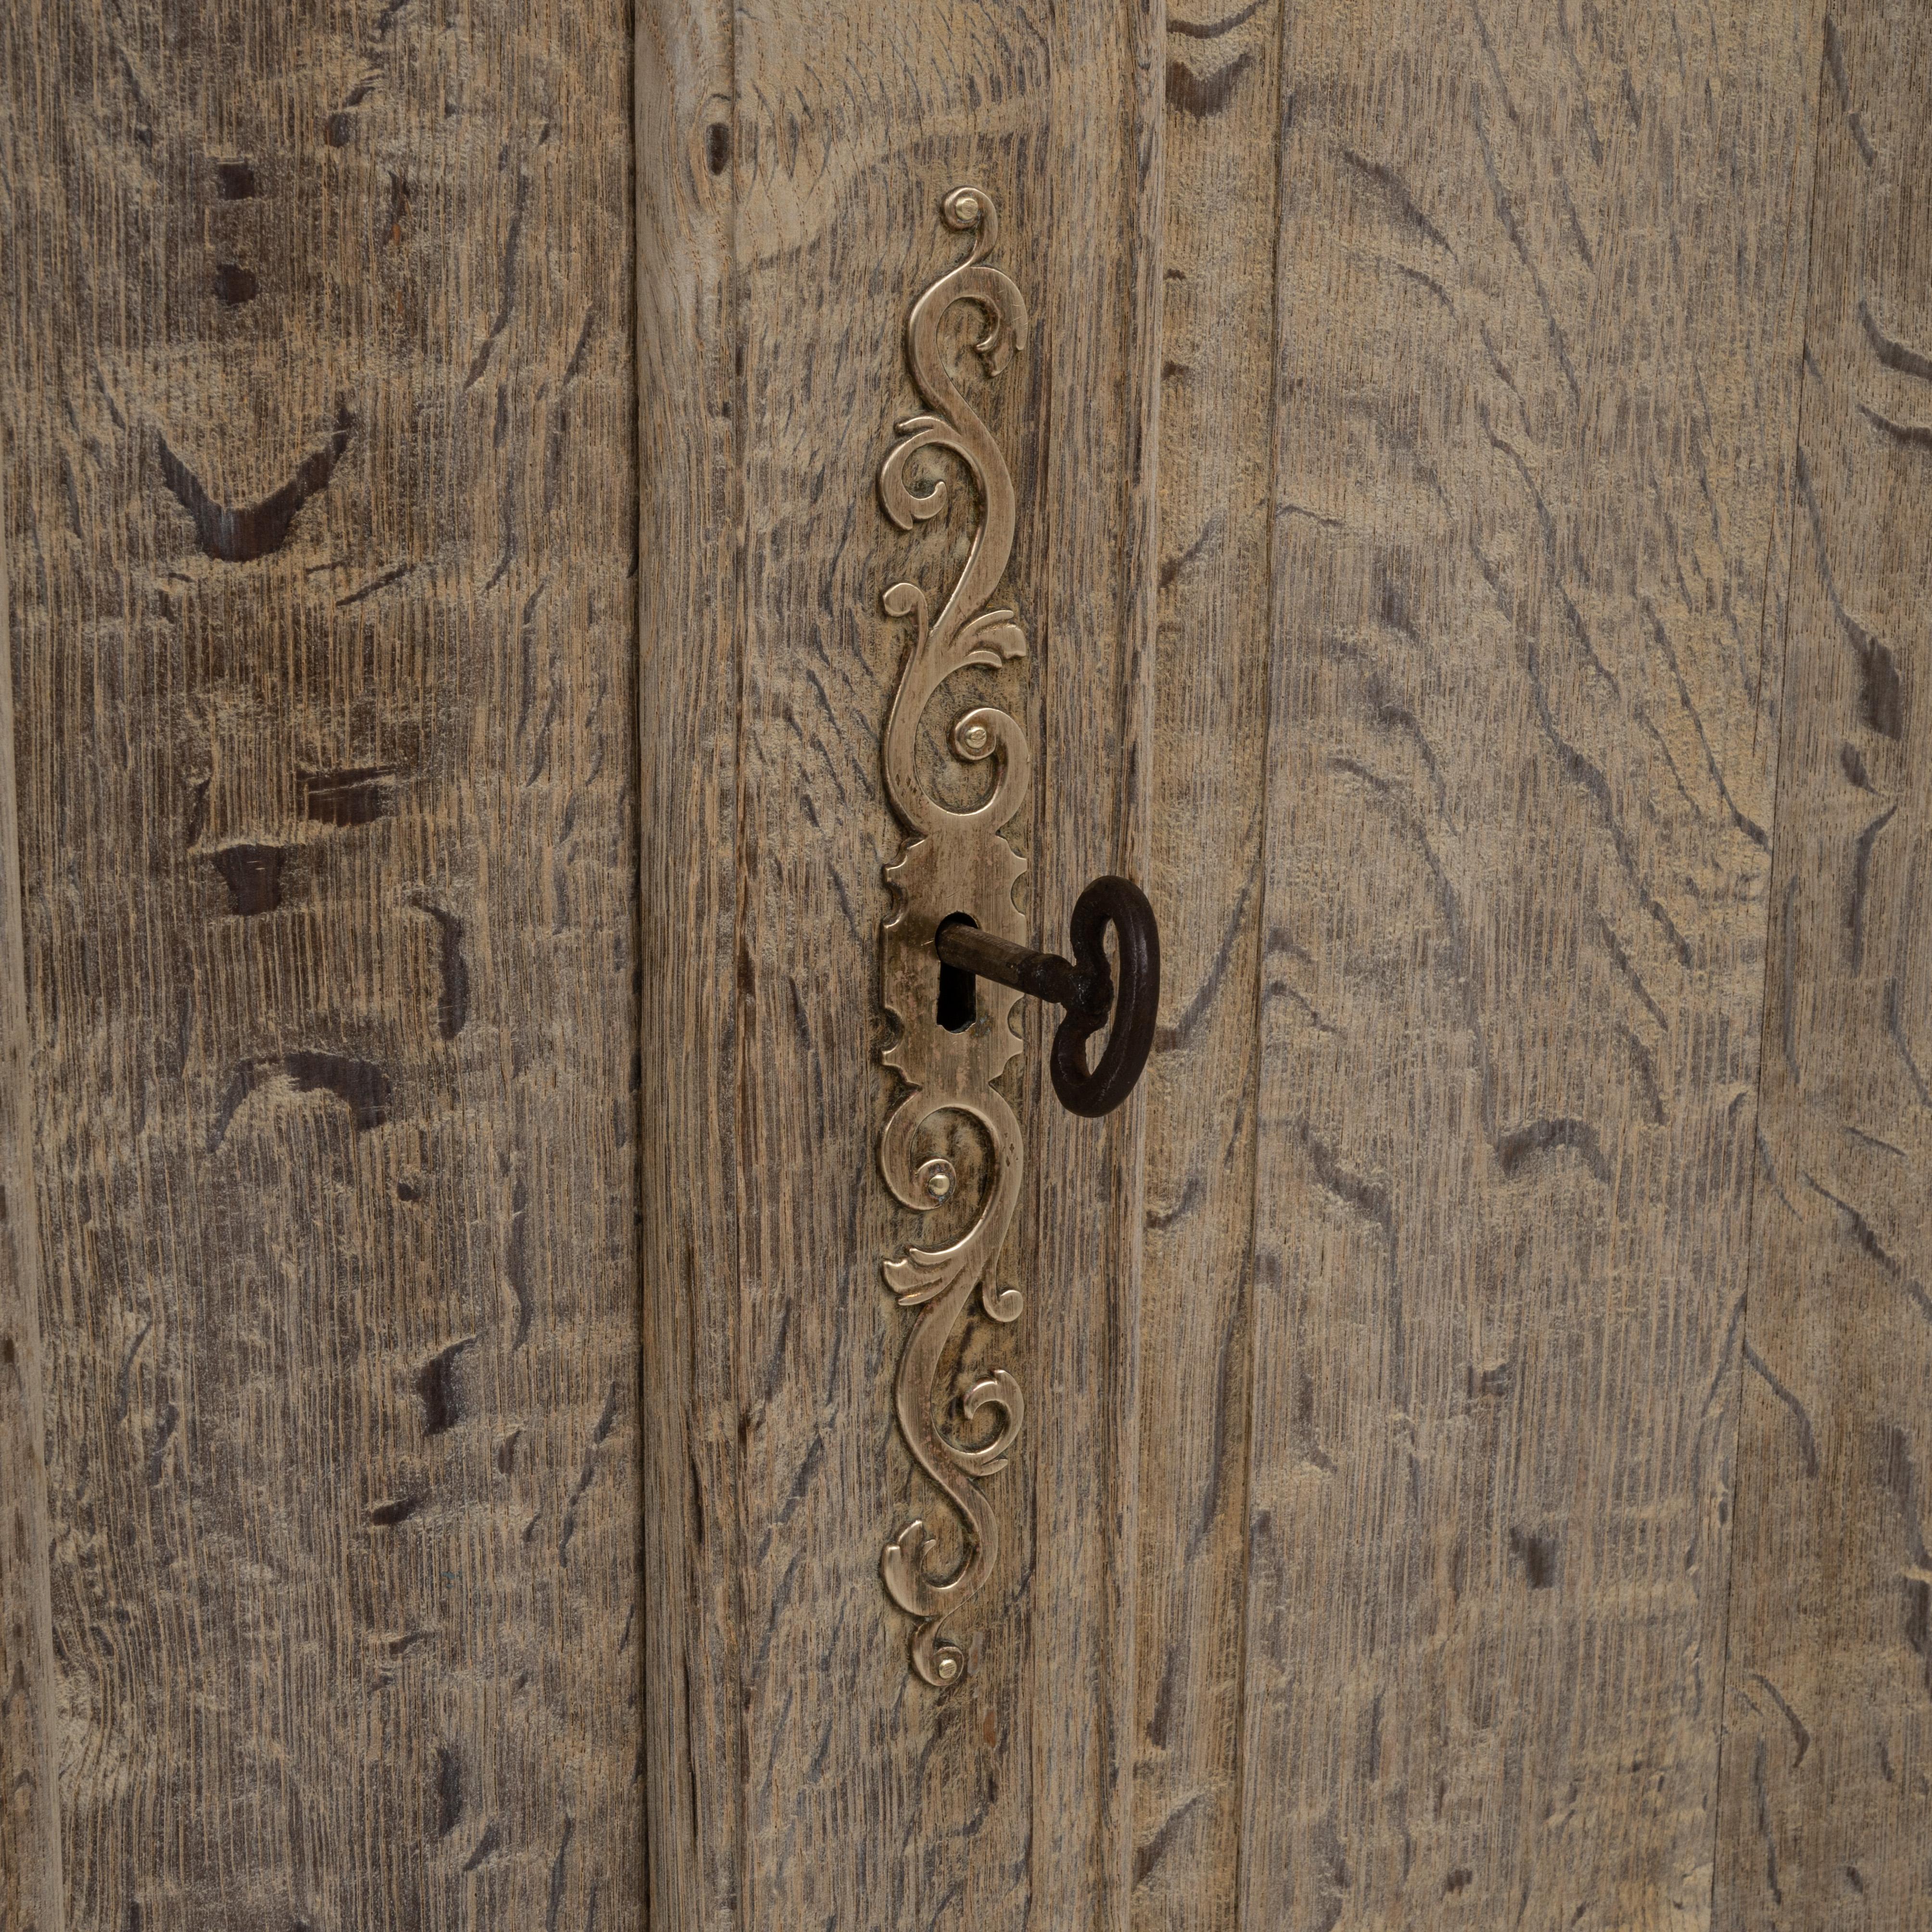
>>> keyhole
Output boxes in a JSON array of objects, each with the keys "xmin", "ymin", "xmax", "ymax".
[{"xmin": 937, "ymin": 914, "xmax": 978, "ymax": 1032}]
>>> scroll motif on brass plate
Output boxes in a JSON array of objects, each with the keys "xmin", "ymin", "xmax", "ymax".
[{"xmin": 877, "ymin": 186, "xmax": 1030, "ymax": 1687}]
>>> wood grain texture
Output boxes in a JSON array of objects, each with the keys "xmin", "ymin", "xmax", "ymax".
[
  {"xmin": 636, "ymin": 3, "xmax": 744, "ymax": 1930},
  {"xmin": 1129, "ymin": 1, "xmax": 1282, "ymax": 1923},
  {"xmin": 1239, "ymin": 2, "xmax": 1818, "ymax": 1923},
  {"xmin": 0, "ymin": 469, "xmax": 64, "ymax": 1932},
  {"xmin": 1715, "ymin": 3, "xmax": 1932, "ymax": 1920},
  {"xmin": 1029, "ymin": 1, "xmax": 1163, "ymax": 1924},
  {"xmin": 9, "ymin": 1, "xmax": 1929, "ymax": 1923},
  {"xmin": 0, "ymin": 1, "xmax": 640, "ymax": 1925},
  {"xmin": 636, "ymin": 2, "xmax": 1161, "ymax": 1924}
]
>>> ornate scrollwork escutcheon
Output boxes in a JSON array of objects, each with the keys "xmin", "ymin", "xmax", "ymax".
[{"xmin": 877, "ymin": 186, "xmax": 1031, "ymax": 1687}]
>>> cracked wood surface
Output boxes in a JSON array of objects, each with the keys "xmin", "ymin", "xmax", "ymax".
[
  {"xmin": 0, "ymin": 0, "xmax": 640, "ymax": 1926},
  {"xmin": 1237, "ymin": 1, "xmax": 1819, "ymax": 1924},
  {"xmin": 6, "ymin": 0, "xmax": 1932, "ymax": 1925},
  {"xmin": 1715, "ymin": 1, "xmax": 1932, "ymax": 1922}
]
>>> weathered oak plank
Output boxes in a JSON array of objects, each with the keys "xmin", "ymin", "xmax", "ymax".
[
  {"xmin": 1029, "ymin": 5, "xmax": 1166, "ymax": 1928},
  {"xmin": 0, "ymin": 470, "xmax": 63, "ymax": 1932},
  {"xmin": 1130, "ymin": 2, "xmax": 1283, "ymax": 1924},
  {"xmin": 1240, "ymin": 3, "xmax": 1818, "ymax": 1921},
  {"xmin": 726, "ymin": 25, "xmax": 1047, "ymax": 1924},
  {"xmin": 637, "ymin": 4, "xmax": 744, "ymax": 1928},
  {"xmin": 1716, "ymin": 4, "xmax": 1932, "ymax": 1919},
  {"xmin": 637, "ymin": 2, "xmax": 1162, "ymax": 1923},
  {"xmin": 0, "ymin": 1, "xmax": 640, "ymax": 1924}
]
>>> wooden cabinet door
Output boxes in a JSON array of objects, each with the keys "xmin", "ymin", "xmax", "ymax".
[
  {"xmin": 638, "ymin": 2, "xmax": 1932, "ymax": 1926},
  {"xmin": 7, "ymin": 2, "xmax": 1932, "ymax": 1928}
]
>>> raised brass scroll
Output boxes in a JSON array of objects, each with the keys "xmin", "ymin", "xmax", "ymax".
[{"xmin": 876, "ymin": 187, "xmax": 1030, "ymax": 1687}]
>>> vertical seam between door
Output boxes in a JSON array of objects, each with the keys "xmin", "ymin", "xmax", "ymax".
[{"xmin": 1229, "ymin": 5, "xmax": 1294, "ymax": 1923}]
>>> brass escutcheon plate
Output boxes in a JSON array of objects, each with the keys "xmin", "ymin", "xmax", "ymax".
[{"xmin": 876, "ymin": 186, "xmax": 1031, "ymax": 1688}]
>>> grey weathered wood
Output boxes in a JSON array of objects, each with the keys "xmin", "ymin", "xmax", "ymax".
[
  {"xmin": 1715, "ymin": 2, "xmax": 1932, "ymax": 1919},
  {"xmin": 0, "ymin": 468, "xmax": 63, "ymax": 1932},
  {"xmin": 0, "ymin": 1, "xmax": 640, "ymax": 1923},
  {"xmin": 1238, "ymin": 2, "xmax": 1818, "ymax": 1921}
]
